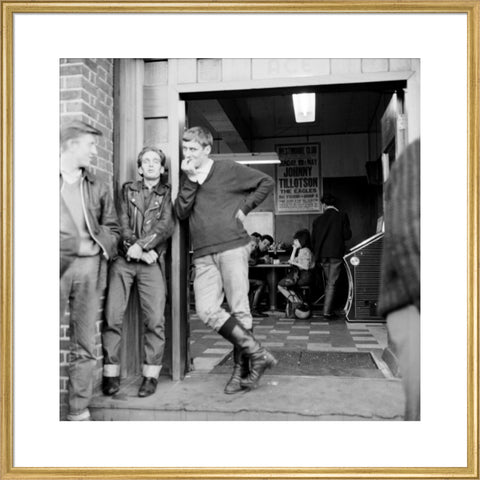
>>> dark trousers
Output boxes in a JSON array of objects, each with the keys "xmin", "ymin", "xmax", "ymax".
[
  {"xmin": 319, "ymin": 257, "xmax": 343, "ymax": 315},
  {"xmin": 103, "ymin": 257, "xmax": 166, "ymax": 377},
  {"xmin": 249, "ymin": 278, "xmax": 266, "ymax": 310}
]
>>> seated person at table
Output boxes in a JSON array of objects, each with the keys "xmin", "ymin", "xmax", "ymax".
[
  {"xmin": 247, "ymin": 232, "xmax": 261, "ymax": 253},
  {"xmin": 248, "ymin": 234, "xmax": 274, "ymax": 317},
  {"xmin": 249, "ymin": 234, "xmax": 273, "ymax": 265},
  {"xmin": 277, "ymin": 229, "xmax": 315, "ymax": 305}
]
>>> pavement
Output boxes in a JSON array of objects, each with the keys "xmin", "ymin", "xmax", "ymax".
[
  {"xmin": 89, "ymin": 311, "xmax": 405, "ymax": 421},
  {"xmin": 90, "ymin": 372, "xmax": 404, "ymax": 421}
]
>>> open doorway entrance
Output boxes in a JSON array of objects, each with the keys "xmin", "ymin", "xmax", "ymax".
[{"xmin": 181, "ymin": 80, "xmax": 406, "ymax": 375}]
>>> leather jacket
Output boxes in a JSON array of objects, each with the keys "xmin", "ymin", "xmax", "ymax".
[
  {"xmin": 119, "ymin": 180, "xmax": 175, "ymax": 258},
  {"xmin": 60, "ymin": 169, "xmax": 120, "ymax": 275}
]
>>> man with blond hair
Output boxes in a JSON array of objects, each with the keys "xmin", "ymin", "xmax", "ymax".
[
  {"xmin": 60, "ymin": 120, "xmax": 119, "ymax": 421},
  {"xmin": 175, "ymin": 126, "xmax": 277, "ymax": 395}
]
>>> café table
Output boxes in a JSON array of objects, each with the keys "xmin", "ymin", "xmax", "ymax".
[{"xmin": 249, "ymin": 262, "xmax": 291, "ymax": 311}]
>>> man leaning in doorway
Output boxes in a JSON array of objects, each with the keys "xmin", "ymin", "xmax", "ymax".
[
  {"xmin": 175, "ymin": 126, "xmax": 277, "ymax": 394},
  {"xmin": 60, "ymin": 120, "xmax": 120, "ymax": 421},
  {"xmin": 102, "ymin": 146, "xmax": 175, "ymax": 398},
  {"xmin": 311, "ymin": 193, "xmax": 352, "ymax": 319}
]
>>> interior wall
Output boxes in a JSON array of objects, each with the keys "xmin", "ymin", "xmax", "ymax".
[
  {"xmin": 248, "ymin": 133, "xmax": 376, "ymax": 249},
  {"xmin": 253, "ymin": 133, "xmax": 368, "ymax": 177}
]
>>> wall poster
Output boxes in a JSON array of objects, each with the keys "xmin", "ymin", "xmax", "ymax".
[{"xmin": 275, "ymin": 143, "xmax": 321, "ymax": 214}]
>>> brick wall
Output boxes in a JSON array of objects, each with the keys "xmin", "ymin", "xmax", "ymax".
[
  {"xmin": 60, "ymin": 58, "xmax": 115, "ymax": 418},
  {"xmin": 60, "ymin": 58, "xmax": 114, "ymax": 182}
]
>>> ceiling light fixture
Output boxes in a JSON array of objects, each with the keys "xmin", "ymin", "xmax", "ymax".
[
  {"xmin": 210, "ymin": 152, "xmax": 280, "ymax": 165},
  {"xmin": 292, "ymin": 93, "xmax": 316, "ymax": 123}
]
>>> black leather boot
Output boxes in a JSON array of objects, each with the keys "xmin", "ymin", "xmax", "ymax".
[
  {"xmin": 138, "ymin": 376, "xmax": 158, "ymax": 397},
  {"xmin": 102, "ymin": 376, "xmax": 120, "ymax": 396},
  {"xmin": 224, "ymin": 346, "xmax": 250, "ymax": 394},
  {"xmin": 240, "ymin": 348, "xmax": 277, "ymax": 389},
  {"xmin": 218, "ymin": 318, "xmax": 276, "ymax": 391},
  {"xmin": 224, "ymin": 326, "xmax": 253, "ymax": 394}
]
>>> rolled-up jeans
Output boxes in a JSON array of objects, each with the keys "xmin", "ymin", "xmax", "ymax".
[
  {"xmin": 60, "ymin": 255, "xmax": 106, "ymax": 417},
  {"xmin": 193, "ymin": 244, "xmax": 252, "ymax": 331},
  {"xmin": 103, "ymin": 256, "xmax": 166, "ymax": 378}
]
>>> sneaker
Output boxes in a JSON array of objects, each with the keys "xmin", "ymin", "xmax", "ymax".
[
  {"xmin": 67, "ymin": 409, "xmax": 91, "ymax": 421},
  {"xmin": 251, "ymin": 310, "xmax": 269, "ymax": 318}
]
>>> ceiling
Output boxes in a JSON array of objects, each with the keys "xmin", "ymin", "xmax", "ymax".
[{"xmin": 185, "ymin": 81, "xmax": 403, "ymax": 153}]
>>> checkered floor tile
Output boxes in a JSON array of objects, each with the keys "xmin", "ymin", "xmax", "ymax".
[{"xmin": 189, "ymin": 311, "xmax": 387, "ymax": 372}]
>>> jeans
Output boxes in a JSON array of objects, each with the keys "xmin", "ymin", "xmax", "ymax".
[
  {"xmin": 60, "ymin": 255, "xmax": 106, "ymax": 416},
  {"xmin": 319, "ymin": 257, "xmax": 343, "ymax": 315},
  {"xmin": 102, "ymin": 257, "xmax": 166, "ymax": 378},
  {"xmin": 193, "ymin": 244, "xmax": 252, "ymax": 331}
]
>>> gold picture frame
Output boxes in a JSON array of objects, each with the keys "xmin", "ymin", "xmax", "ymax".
[{"xmin": 1, "ymin": 2, "xmax": 479, "ymax": 479}]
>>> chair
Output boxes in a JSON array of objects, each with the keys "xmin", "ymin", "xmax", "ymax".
[
  {"xmin": 285, "ymin": 292, "xmax": 301, "ymax": 318},
  {"xmin": 298, "ymin": 285, "xmax": 311, "ymax": 304}
]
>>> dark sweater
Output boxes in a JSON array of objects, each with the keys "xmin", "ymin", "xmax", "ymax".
[
  {"xmin": 175, "ymin": 159, "xmax": 274, "ymax": 259},
  {"xmin": 311, "ymin": 208, "xmax": 352, "ymax": 259},
  {"xmin": 378, "ymin": 140, "xmax": 420, "ymax": 316}
]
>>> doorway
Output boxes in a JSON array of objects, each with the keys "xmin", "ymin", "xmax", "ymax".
[{"xmin": 180, "ymin": 81, "xmax": 403, "ymax": 376}]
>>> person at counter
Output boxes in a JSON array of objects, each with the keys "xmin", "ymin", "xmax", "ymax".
[
  {"xmin": 311, "ymin": 193, "xmax": 352, "ymax": 319},
  {"xmin": 175, "ymin": 126, "xmax": 277, "ymax": 394},
  {"xmin": 248, "ymin": 234, "xmax": 274, "ymax": 317},
  {"xmin": 277, "ymin": 229, "xmax": 315, "ymax": 305}
]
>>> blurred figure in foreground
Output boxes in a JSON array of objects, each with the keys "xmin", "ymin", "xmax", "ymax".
[
  {"xmin": 60, "ymin": 120, "xmax": 119, "ymax": 421},
  {"xmin": 378, "ymin": 139, "xmax": 420, "ymax": 421}
]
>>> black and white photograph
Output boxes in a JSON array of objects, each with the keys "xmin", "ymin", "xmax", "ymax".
[
  {"xmin": 3, "ymin": 5, "xmax": 477, "ymax": 477},
  {"xmin": 59, "ymin": 57, "xmax": 421, "ymax": 422}
]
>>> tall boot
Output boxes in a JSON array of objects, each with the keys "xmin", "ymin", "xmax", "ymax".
[
  {"xmin": 224, "ymin": 345, "xmax": 249, "ymax": 394},
  {"xmin": 224, "ymin": 327, "xmax": 252, "ymax": 394},
  {"xmin": 218, "ymin": 317, "xmax": 277, "ymax": 391}
]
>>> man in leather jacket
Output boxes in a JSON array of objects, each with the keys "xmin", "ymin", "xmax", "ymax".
[
  {"xmin": 60, "ymin": 120, "xmax": 120, "ymax": 421},
  {"xmin": 102, "ymin": 146, "xmax": 175, "ymax": 398}
]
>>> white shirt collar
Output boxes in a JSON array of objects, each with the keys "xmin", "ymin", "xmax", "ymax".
[{"xmin": 196, "ymin": 158, "xmax": 214, "ymax": 185}]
